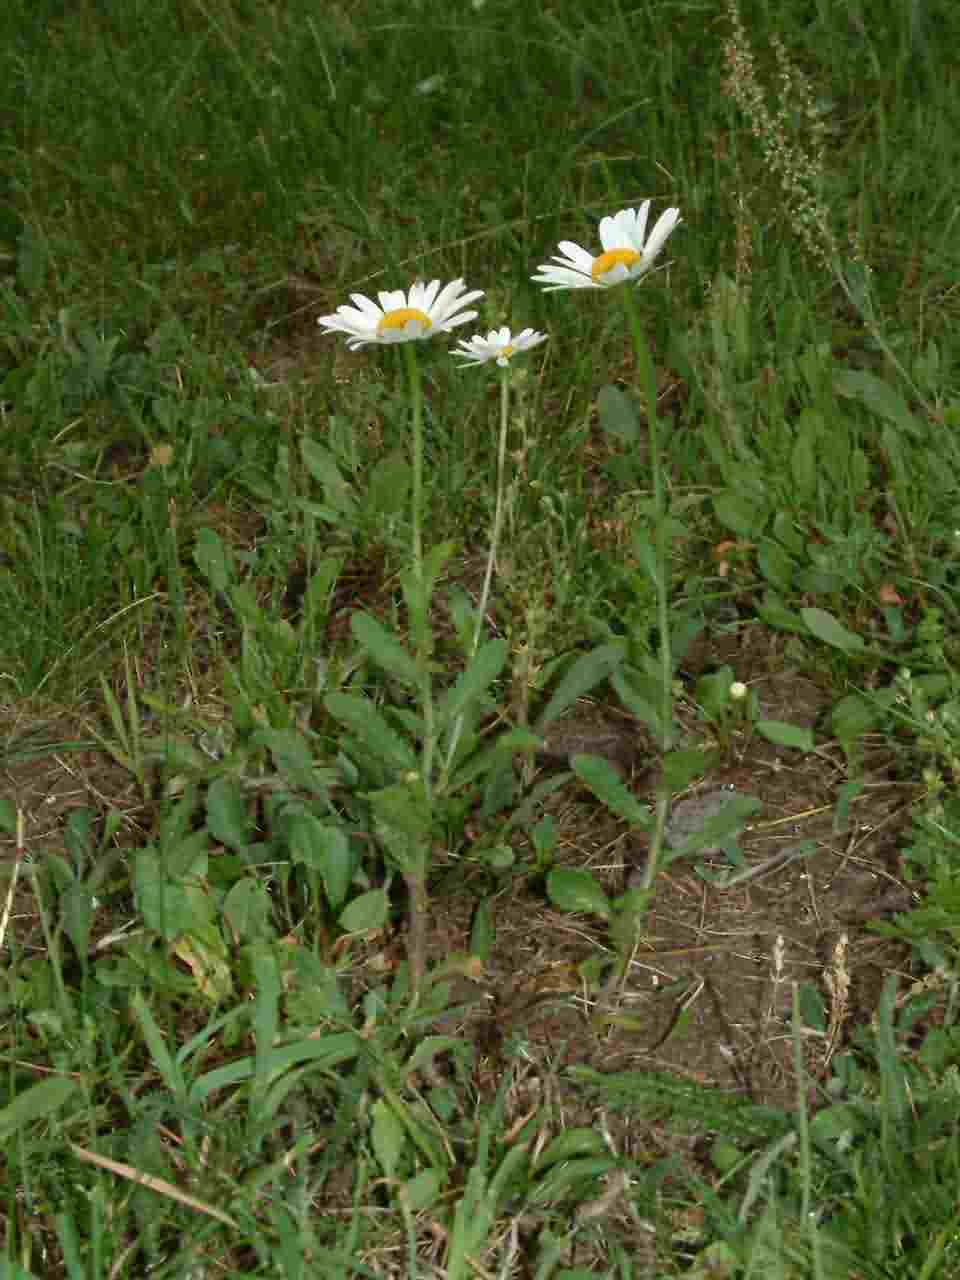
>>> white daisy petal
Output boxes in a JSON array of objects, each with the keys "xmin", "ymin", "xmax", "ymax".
[
  {"xmin": 319, "ymin": 277, "xmax": 485, "ymax": 349},
  {"xmin": 630, "ymin": 201, "xmax": 651, "ymax": 248},
  {"xmin": 533, "ymin": 201, "xmax": 681, "ymax": 292},
  {"xmin": 349, "ymin": 293, "xmax": 383, "ymax": 318},
  {"xmin": 419, "ymin": 279, "xmax": 442, "ymax": 311},
  {"xmin": 450, "ymin": 325, "xmax": 547, "ymax": 367},
  {"xmin": 639, "ymin": 207, "xmax": 681, "ymax": 269},
  {"xmin": 555, "ymin": 241, "xmax": 595, "ymax": 271}
]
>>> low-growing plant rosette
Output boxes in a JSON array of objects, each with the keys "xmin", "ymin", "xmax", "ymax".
[{"xmin": 532, "ymin": 201, "xmax": 681, "ymax": 291}]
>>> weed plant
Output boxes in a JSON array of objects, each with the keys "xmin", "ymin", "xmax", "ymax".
[{"xmin": 2, "ymin": 0, "xmax": 960, "ymax": 1275}]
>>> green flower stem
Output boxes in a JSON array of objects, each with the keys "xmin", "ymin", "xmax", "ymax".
[
  {"xmin": 403, "ymin": 342, "xmax": 425, "ymax": 579},
  {"xmin": 402, "ymin": 342, "xmax": 436, "ymax": 798},
  {"xmin": 443, "ymin": 365, "xmax": 511, "ymax": 777},
  {"xmin": 621, "ymin": 285, "xmax": 674, "ymax": 892}
]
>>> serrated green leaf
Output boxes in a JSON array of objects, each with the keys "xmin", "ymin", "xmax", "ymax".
[
  {"xmin": 801, "ymin": 607, "xmax": 865, "ymax": 654},
  {"xmin": 300, "ymin": 438, "xmax": 357, "ymax": 514},
  {"xmin": 351, "ymin": 612, "xmax": 421, "ymax": 688},
  {"xmin": 324, "ymin": 692, "xmax": 417, "ymax": 771},
  {"xmin": 755, "ymin": 720, "xmax": 815, "ymax": 752},
  {"xmin": 437, "ymin": 638, "xmax": 508, "ymax": 728},
  {"xmin": 535, "ymin": 644, "xmax": 624, "ymax": 733},
  {"xmin": 547, "ymin": 868, "xmax": 611, "ymax": 919},
  {"xmin": 252, "ymin": 727, "xmax": 336, "ymax": 795},
  {"xmin": 572, "ymin": 754, "xmax": 651, "ymax": 827}
]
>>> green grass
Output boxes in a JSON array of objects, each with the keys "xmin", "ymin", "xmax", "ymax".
[{"xmin": 3, "ymin": 0, "xmax": 960, "ymax": 1274}]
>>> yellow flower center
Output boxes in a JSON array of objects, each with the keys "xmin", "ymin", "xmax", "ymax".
[
  {"xmin": 591, "ymin": 247, "xmax": 640, "ymax": 281},
  {"xmin": 501, "ymin": 344, "xmax": 514, "ymax": 358},
  {"xmin": 377, "ymin": 307, "xmax": 432, "ymax": 336}
]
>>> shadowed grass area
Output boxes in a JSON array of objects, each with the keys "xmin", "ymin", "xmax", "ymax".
[{"xmin": 2, "ymin": 0, "xmax": 960, "ymax": 1275}]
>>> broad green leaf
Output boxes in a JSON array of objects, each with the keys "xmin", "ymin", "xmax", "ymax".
[
  {"xmin": 300, "ymin": 439, "xmax": 357, "ymax": 514},
  {"xmin": 572, "ymin": 754, "xmax": 651, "ymax": 828},
  {"xmin": 528, "ymin": 1155, "xmax": 618, "ymax": 1206},
  {"xmin": 834, "ymin": 368, "xmax": 926, "ymax": 439},
  {"xmin": 339, "ymin": 888, "xmax": 389, "ymax": 933},
  {"xmin": 288, "ymin": 817, "xmax": 354, "ymax": 909},
  {"xmin": 537, "ymin": 1128, "xmax": 609, "ymax": 1169},
  {"xmin": 222, "ymin": 879, "xmax": 273, "ymax": 941},
  {"xmin": 324, "ymin": 692, "xmax": 416, "ymax": 771},
  {"xmin": 597, "ymin": 384, "xmax": 639, "ymax": 445},
  {"xmin": 757, "ymin": 592, "xmax": 806, "ymax": 634},
  {"xmin": 831, "ymin": 693, "xmax": 879, "ymax": 746},
  {"xmin": 252, "ymin": 727, "xmax": 337, "ymax": 795},
  {"xmin": 757, "ymin": 540, "xmax": 794, "ymax": 592},
  {"xmin": 801, "ymin": 607, "xmax": 865, "ymax": 654},
  {"xmin": 667, "ymin": 794, "xmax": 760, "ymax": 860},
  {"xmin": 447, "ymin": 727, "xmax": 541, "ymax": 791},
  {"xmin": 61, "ymin": 882, "xmax": 93, "ymax": 960},
  {"xmin": 371, "ymin": 1099, "xmax": 406, "ymax": 1181},
  {"xmin": 470, "ymin": 897, "xmax": 495, "ymax": 963},
  {"xmin": 547, "ymin": 868, "xmax": 611, "ymax": 919},
  {"xmin": 694, "ymin": 667, "xmax": 733, "ymax": 720},
  {"xmin": 366, "ymin": 450, "xmax": 410, "ymax": 519},
  {"xmin": 206, "ymin": 777, "xmax": 250, "ymax": 853},
  {"xmin": 192, "ymin": 527, "xmax": 233, "ymax": 594},
  {"xmin": 436, "ymin": 638, "xmax": 508, "ymax": 728},
  {"xmin": 401, "ymin": 1168, "xmax": 443, "ymax": 1213},
  {"xmin": 661, "ymin": 748, "xmax": 713, "ymax": 792},
  {"xmin": 534, "ymin": 644, "xmax": 624, "ymax": 733},
  {"xmin": 134, "ymin": 851, "xmax": 214, "ymax": 941},
  {"xmin": 0, "ymin": 796, "xmax": 16, "ymax": 834},
  {"xmin": 0, "ymin": 1077, "xmax": 78, "ymax": 1143},
  {"xmin": 790, "ymin": 426, "xmax": 817, "ymax": 501},
  {"xmin": 713, "ymin": 490, "xmax": 766, "ymax": 538},
  {"xmin": 611, "ymin": 668, "xmax": 663, "ymax": 737},
  {"xmin": 351, "ymin": 612, "xmax": 421, "ymax": 689},
  {"xmin": 756, "ymin": 721, "xmax": 815, "ymax": 752},
  {"xmin": 172, "ymin": 925, "xmax": 232, "ymax": 1002}
]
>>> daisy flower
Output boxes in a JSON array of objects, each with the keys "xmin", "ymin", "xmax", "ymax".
[
  {"xmin": 532, "ymin": 201, "xmax": 681, "ymax": 292},
  {"xmin": 451, "ymin": 326, "xmax": 547, "ymax": 367},
  {"xmin": 318, "ymin": 278, "xmax": 484, "ymax": 350}
]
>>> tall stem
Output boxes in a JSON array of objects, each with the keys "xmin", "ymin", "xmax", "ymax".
[
  {"xmin": 401, "ymin": 342, "xmax": 434, "ymax": 996},
  {"xmin": 443, "ymin": 367, "xmax": 511, "ymax": 776},
  {"xmin": 621, "ymin": 287, "xmax": 673, "ymax": 892}
]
